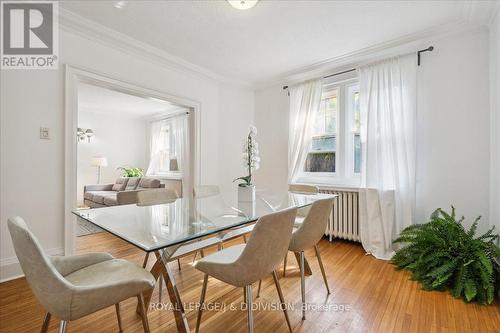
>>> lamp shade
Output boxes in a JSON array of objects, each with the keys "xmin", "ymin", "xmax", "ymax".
[
  {"xmin": 169, "ymin": 157, "xmax": 179, "ymax": 171},
  {"xmin": 91, "ymin": 156, "xmax": 108, "ymax": 167}
]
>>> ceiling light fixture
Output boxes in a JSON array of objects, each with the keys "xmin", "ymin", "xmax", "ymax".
[
  {"xmin": 227, "ymin": 0, "xmax": 258, "ymax": 10},
  {"xmin": 114, "ymin": 1, "xmax": 126, "ymax": 9}
]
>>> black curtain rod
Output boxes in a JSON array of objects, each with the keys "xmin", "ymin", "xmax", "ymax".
[
  {"xmin": 282, "ymin": 46, "xmax": 434, "ymax": 90},
  {"xmin": 282, "ymin": 68, "xmax": 355, "ymax": 90}
]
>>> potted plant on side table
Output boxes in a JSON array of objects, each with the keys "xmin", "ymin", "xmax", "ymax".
[{"xmin": 117, "ymin": 166, "xmax": 144, "ymax": 178}]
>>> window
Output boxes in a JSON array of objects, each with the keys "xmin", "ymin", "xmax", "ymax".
[
  {"xmin": 146, "ymin": 113, "xmax": 189, "ymax": 177},
  {"xmin": 298, "ymin": 79, "xmax": 361, "ymax": 186},
  {"xmin": 147, "ymin": 119, "xmax": 176, "ymax": 175},
  {"xmin": 157, "ymin": 122, "xmax": 173, "ymax": 173},
  {"xmin": 304, "ymin": 89, "xmax": 338, "ymax": 173}
]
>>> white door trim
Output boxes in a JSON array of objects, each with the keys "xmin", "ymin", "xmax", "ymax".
[{"xmin": 64, "ymin": 64, "xmax": 202, "ymax": 255}]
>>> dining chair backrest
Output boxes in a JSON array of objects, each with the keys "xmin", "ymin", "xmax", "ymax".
[
  {"xmin": 137, "ymin": 188, "xmax": 178, "ymax": 206},
  {"xmin": 193, "ymin": 185, "xmax": 220, "ymax": 198},
  {"xmin": 234, "ymin": 207, "xmax": 297, "ymax": 284},
  {"xmin": 8, "ymin": 217, "xmax": 73, "ymax": 316},
  {"xmin": 289, "ymin": 198, "xmax": 334, "ymax": 251},
  {"xmin": 289, "ymin": 184, "xmax": 319, "ymax": 194},
  {"xmin": 289, "ymin": 184, "xmax": 320, "ymax": 217}
]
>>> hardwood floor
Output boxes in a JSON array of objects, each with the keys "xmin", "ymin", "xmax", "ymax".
[{"xmin": 1, "ymin": 232, "xmax": 499, "ymax": 333}]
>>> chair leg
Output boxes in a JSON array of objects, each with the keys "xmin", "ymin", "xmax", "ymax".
[
  {"xmin": 142, "ymin": 252, "xmax": 150, "ymax": 268},
  {"xmin": 283, "ymin": 252, "xmax": 288, "ymax": 277},
  {"xmin": 137, "ymin": 293, "xmax": 151, "ymax": 333},
  {"xmin": 200, "ymin": 249, "xmax": 205, "ymax": 258},
  {"xmin": 244, "ymin": 285, "xmax": 254, "ymax": 333},
  {"xmin": 115, "ymin": 303, "xmax": 123, "ymax": 332},
  {"xmin": 218, "ymin": 242, "xmax": 223, "ymax": 251},
  {"xmin": 256, "ymin": 280, "xmax": 262, "ymax": 298},
  {"xmin": 192, "ymin": 251, "xmax": 198, "ymax": 263},
  {"xmin": 195, "ymin": 274, "xmax": 209, "ymax": 333},
  {"xmin": 58, "ymin": 320, "xmax": 67, "ymax": 333},
  {"xmin": 314, "ymin": 244, "xmax": 330, "ymax": 294},
  {"xmin": 177, "ymin": 258, "xmax": 181, "ymax": 271},
  {"xmin": 40, "ymin": 312, "xmax": 51, "ymax": 333},
  {"xmin": 243, "ymin": 234, "xmax": 248, "ymax": 243},
  {"xmin": 300, "ymin": 251, "xmax": 306, "ymax": 320},
  {"xmin": 272, "ymin": 270, "xmax": 292, "ymax": 333}
]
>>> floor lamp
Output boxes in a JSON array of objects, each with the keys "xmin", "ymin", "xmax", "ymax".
[{"xmin": 91, "ymin": 157, "xmax": 108, "ymax": 184}]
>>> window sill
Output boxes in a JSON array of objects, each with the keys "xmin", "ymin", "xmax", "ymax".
[{"xmin": 295, "ymin": 175, "xmax": 360, "ymax": 191}]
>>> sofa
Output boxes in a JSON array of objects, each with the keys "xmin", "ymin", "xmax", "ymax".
[{"xmin": 83, "ymin": 177, "xmax": 165, "ymax": 208}]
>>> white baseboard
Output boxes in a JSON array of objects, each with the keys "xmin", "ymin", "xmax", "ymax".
[{"xmin": 0, "ymin": 247, "xmax": 64, "ymax": 283}]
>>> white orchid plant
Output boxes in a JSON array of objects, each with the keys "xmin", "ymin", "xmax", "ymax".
[{"xmin": 234, "ymin": 125, "xmax": 260, "ymax": 187}]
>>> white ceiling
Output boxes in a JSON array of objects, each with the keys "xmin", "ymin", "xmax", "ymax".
[
  {"xmin": 78, "ymin": 83, "xmax": 182, "ymax": 118},
  {"xmin": 62, "ymin": 1, "xmax": 473, "ymax": 84}
]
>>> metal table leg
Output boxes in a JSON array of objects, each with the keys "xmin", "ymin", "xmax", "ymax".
[{"xmin": 141, "ymin": 248, "xmax": 191, "ymax": 333}]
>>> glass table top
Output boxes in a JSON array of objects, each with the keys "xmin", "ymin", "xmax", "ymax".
[{"xmin": 73, "ymin": 190, "xmax": 335, "ymax": 252}]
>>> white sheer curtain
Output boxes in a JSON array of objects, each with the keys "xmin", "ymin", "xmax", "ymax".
[
  {"xmin": 146, "ymin": 114, "xmax": 189, "ymax": 195},
  {"xmin": 172, "ymin": 114, "xmax": 190, "ymax": 196},
  {"xmin": 146, "ymin": 120, "xmax": 165, "ymax": 175},
  {"xmin": 288, "ymin": 79, "xmax": 323, "ymax": 182},
  {"xmin": 358, "ymin": 54, "xmax": 417, "ymax": 260}
]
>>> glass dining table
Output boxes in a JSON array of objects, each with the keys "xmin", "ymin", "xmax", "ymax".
[{"xmin": 73, "ymin": 189, "xmax": 335, "ymax": 333}]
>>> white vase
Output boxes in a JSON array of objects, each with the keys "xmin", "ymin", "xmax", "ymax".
[
  {"xmin": 238, "ymin": 185, "xmax": 256, "ymax": 202},
  {"xmin": 238, "ymin": 201, "xmax": 256, "ymax": 218}
]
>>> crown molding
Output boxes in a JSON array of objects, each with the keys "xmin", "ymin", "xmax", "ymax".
[
  {"xmin": 461, "ymin": 0, "xmax": 500, "ymax": 27},
  {"xmin": 59, "ymin": 5, "xmax": 497, "ymax": 92},
  {"xmin": 59, "ymin": 8, "xmax": 252, "ymax": 89},
  {"xmin": 253, "ymin": 19, "xmax": 486, "ymax": 90}
]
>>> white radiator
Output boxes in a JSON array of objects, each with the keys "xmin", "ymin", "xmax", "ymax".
[{"xmin": 320, "ymin": 188, "xmax": 360, "ymax": 242}]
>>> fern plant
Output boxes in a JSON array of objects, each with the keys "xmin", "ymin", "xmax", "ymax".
[{"xmin": 392, "ymin": 207, "xmax": 499, "ymax": 304}]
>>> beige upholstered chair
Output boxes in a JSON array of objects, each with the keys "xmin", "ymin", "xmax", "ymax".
[
  {"xmin": 288, "ymin": 183, "xmax": 319, "ymax": 218},
  {"xmin": 288, "ymin": 198, "xmax": 334, "ymax": 320},
  {"xmin": 137, "ymin": 188, "xmax": 178, "ymax": 206},
  {"xmin": 8, "ymin": 217, "xmax": 155, "ymax": 333},
  {"xmin": 194, "ymin": 207, "xmax": 297, "ymax": 333},
  {"xmin": 137, "ymin": 187, "xmax": 221, "ymax": 303},
  {"xmin": 136, "ymin": 188, "xmax": 181, "ymax": 302},
  {"xmin": 281, "ymin": 184, "xmax": 320, "ymax": 277},
  {"xmin": 193, "ymin": 185, "xmax": 220, "ymax": 198},
  {"xmin": 138, "ymin": 187, "xmax": 180, "ymax": 272},
  {"xmin": 288, "ymin": 183, "xmax": 319, "ymax": 194},
  {"xmin": 194, "ymin": 185, "xmax": 253, "ymax": 246}
]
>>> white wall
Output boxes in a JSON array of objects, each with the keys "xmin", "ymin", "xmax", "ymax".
[
  {"xmin": 254, "ymin": 29, "xmax": 492, "ymax": 232},
  {"xmin": 77, "ymin": 110, "xmax": 148, "ymax": 204},
  {"xmin": 254, "ymin": 86, "xmax": 289, "ymax": 193},
  {"xmin": 415, "ymin": 29, "xmax": 490, "ymax": 230},
  {"xmin": 217, "ymin": 85, "xmax": 255, "ymax": 198},
  {"xmin": 0, "ymin": 29, "xmax": 254, "ymax": 280},
  {"xmin": 490, "ymin": 10, "xmax": 500, "ymax": 233}
]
